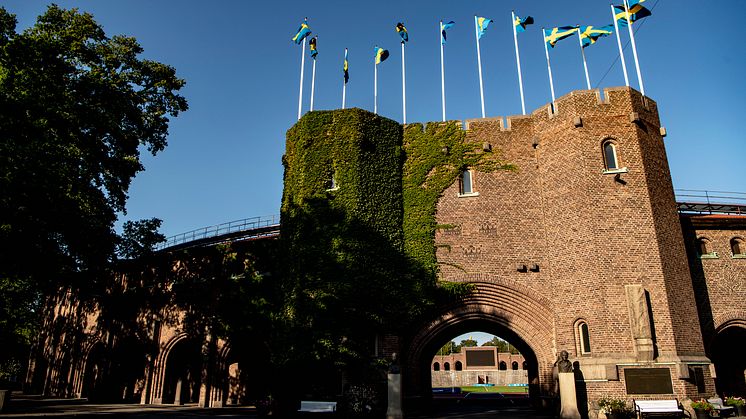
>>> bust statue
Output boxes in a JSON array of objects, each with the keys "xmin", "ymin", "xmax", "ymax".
[
  {"xmin": 555, "ymin": 350, "xmax": 573, "ymax": 373},
  {"xmin": 388, "ymin": 352, "xmax": 400, "ymax": 374}
]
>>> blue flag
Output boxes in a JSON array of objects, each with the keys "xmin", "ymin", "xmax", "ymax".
[
  {"xmin": 441, "ymin": 20, "xmax": 455, "ymax": 45},
  {"xmin": 476, "ymin": 17, "xmax": 493, "ymax": 39},
  {"xmin": 543, "ymin": 26, "xmax": 577, "ymax": 48},
  {"xmin": 614, "ymin": 0, "xmax": 652, "ymax": 27},
  {"xmin": 309, "ymin": 36, "xmax": 318, "ymax": 58},
  {"xmin": 579, "ymin": 25, "xmax": 613, "ymax": 48},
  {"xmin": 374, "ymin": 46, "xmax": 389, "ymax": 64},
  {"xmin": 396, "ymin": 22, "xmax": 408, "ymax": 43},
  {"xmin": 292, "ymin": 19, "xmax": 311, "ymax": 44},
  {"xmin": 343, "ymin": 49, "xmax": 349, "ymax": 84},
  {"xmin": 514, "ymin": 14, "xmax": 534, "ymax": 33}
]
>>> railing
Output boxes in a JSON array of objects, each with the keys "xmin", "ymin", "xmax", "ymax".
[
  {"xmin": 675, "ymin": 189, "xmax": 746, "ymax": 215},
  {"xmin": 156, "ymin": 214, "xmax": 280, "ymax": 251}
]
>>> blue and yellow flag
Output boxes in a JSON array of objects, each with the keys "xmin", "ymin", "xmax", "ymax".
[
  {"xmin": 544, "ymin": 26, "xmax": 577, "ymax": 48},
  {"xmin": 579, "ymin": 25, "xmax": 613, "ymax": 48},
  {"xmin": 477, "ymin": 17, "xmax": 493, "ymax": 39},
  {"xmin": 343, "ymin": 48, "xmax": 349, "ymax": 84},
  {"xmin": 441, "ymin": 20, "xmax": 455, "ymax": 45},
  {"xmin": 309, "ymin": 36, "xmax": 318, "ymax": 58},
  {"xmin": 613, "ymin": 0, "xmax": 652, "ymax": 26},
  {"xmin": 514, "ymin": 14, "xmax": 534, "ymax": 33},
  {"xmin": 396, "ymin": 22, "xmax": 408, "ymax": 43},
  {"xmin": 292, "ymin": 18, "xmax": 312, "ymax": 44},
  {"xmin": 374, "ymin": 46, "xmax": 389, "ymax": 65}
]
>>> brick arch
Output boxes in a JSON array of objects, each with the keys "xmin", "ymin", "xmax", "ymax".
[
  {"xmin": 152, "ymin": 332, "xmax": 193, "ymax": 404},
  {"xmin": 713, "ymin": 312, "xmax": 746, "ymax": 334},
  {"xmin": 405, "ymin": 281, "xmax": 556, "ymax": 400},
  {"xmin": 73, "ymin": 337, "xmax": 104, "ymax": 397}
]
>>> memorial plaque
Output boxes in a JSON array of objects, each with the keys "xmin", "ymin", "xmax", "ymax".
[
  {"xmin": 624, "ymin": 368, "xmax": 674, "ymax": 394},
  {"xmin": 465, "ymin": 350, "xmax": 496, "ymax": 367}
]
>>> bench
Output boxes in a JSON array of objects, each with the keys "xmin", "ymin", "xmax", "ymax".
[
  {"xmin": 298, "ymin": 400, "xmax": 337, "ymax": 413},
  {"xmin": 634, "ymin": 399, "xmax": 689, "ymax": 418},
  {"xmin": 708, "ymin": 398, "xmax": 735, "ymax": 418}
]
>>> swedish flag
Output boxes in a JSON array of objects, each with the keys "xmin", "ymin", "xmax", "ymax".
[
  {"xmin": 544, "ymin": 26, "xmax": 577, "ymax": 48},
  {"xmin": 396, "ymin": 22, "xmax": 408, "ymax": 43},
  {"xmin": 514, "ymin": 15, "xmax": 534, "ymax": 33},
  {"xmin": 343, "ymin": 49, "xmax": 349, "ymax": 84},
  {"xmin": 441, "ymin": 20, "xmax": 455, "ymax": 45},
  {"xmin": 309, "ymin": 36, "xmax": 318, "ymax": 58},
  {"xmin": 614, "ymin": 0, "xmax": 652, "ymax": 27},
  {"xmin": 374, "ymin": 46, "xmax": 389, "ymax": 65},
  {"xmin": 579, "ymin": 25, "xmax": 613, "ymax": 48},
  {"xmin": 477, "ymin": 17, "xmax": 493, "ymax": 39},
  {"xmin": 292, "ymin": 19, "xmax": 311, "ymax": 44}
]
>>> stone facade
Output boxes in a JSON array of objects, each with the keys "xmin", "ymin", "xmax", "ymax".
[{"xmin": 25, "ymin": 87, "xmax": 746, "ymax": 415}]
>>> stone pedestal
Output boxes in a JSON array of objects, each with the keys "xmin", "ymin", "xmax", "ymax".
[
  {"xmin": 386, "ymin": 373, "xmax": 403, "ymax": 419},
  {"xmin": 558, "ymin": 372, "xmax": 580, "ymax": 419}
]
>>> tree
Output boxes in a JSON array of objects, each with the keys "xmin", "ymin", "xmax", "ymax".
[
  {"xmin": 459, "ymin": 338, "xmax": 478, "ymax": 349},
  {"xmin": 0, "ymin": 4, "xmax": 187, "ymax": 382}
]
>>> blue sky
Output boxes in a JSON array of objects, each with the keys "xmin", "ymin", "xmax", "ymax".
[{"xmin": 4, "ymin": 0, "xmax": 745, "ymax": 240}]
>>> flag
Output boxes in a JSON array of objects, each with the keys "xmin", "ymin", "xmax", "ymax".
[
  {"xmin": 477, "ymin": 17, "xmax": 493, "ymax": 39},
  {"xmin": 514, "ymin": 14, "xmax": 534, "ymax": 33},
  {"xmin": 544, "ymin": 26, "xmax": 577, "ymax": 48},
  {"xmin": 309, "ymin": 36, "xmax": 318, "ymax": 58},
  {"xmin": 374, "ymin": 46, "xmax": 389, "ymax": 64},
  {"xmin": 396, "ymin": 22, "xmax": 408, "ymax": 43},
  {"xmin": 579, "ymin": 25, "xmax": 613, "ymax": 48},
  {"xmin": 613, "ymin": 0, "xmax": 652, "ymax": 26},
  {"xmin": 343, "ymin": 49, "xmax": 349, "ymax": 84},
  {"xmin": 292, "ymin": 19, "xmax": 311, "ymax": 44},
  {"xmin": 441, "ymin": 20, "xmax": 455, "ymax": 45}
]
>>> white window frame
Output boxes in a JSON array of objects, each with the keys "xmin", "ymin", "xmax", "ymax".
[{"xmin": 458, "ymin": 169, "xmax": 479, "ymax": 197}]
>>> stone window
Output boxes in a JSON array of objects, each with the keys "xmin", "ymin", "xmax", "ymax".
[
  {"xmin": 522, "ymin": 361, "xmax": 528, "ymax": 370},
  {"xmin": 499, "ymin": 361, "xmax": 507, "ymax": 370},
  {"xmin": 731, "ymin": 237, "xmax": 745, "ymax": 258},
  {"xmin": 458, "ymin": 169, "xmax": 479, "ymax": 197},
  {"xmin": 433, "ymin": 362, "xmax": 440, "ymax": 371},
  {"xmin": 455, "ymin": 361, "xmax": 463, "ymax": 371},
  {"xmin": 444, "ymin": 362, "xmax": 450, "ymax": 371},
  {"xmin": 697, "ymin": 237, "xmax": 718, "ymax": 259},
  {"xmin": 575, "ymin": 320, "xmax": 592, "ymax": 355},
  {"xmin": 602, "ymin": 139, "xmax": 628, "ymax": 174},
  {"xmin": 512, "ymin": 361, "xmax": 519, "ymax": 370}
]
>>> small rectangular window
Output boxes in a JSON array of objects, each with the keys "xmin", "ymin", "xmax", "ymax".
[{"xmin": 459, "ymin": 170, "xmax": 478, "ymax": 197}]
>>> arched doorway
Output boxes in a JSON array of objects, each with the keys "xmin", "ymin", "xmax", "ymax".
[
  {"xmin": 406, "ymin": 282, "xmax": 555, "ymax": 411},
  {"xmin": 81, "ymin": 341, "xmax": 107, "ymax": 401},
  {"xmin": 711, "ymin": 322, "xmax": 746, "ymax": 396},
  {"xmin": 161, "ymin": 337, "xmax": 202, "ymax": 405}
]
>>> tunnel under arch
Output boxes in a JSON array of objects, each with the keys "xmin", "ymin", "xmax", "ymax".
[{"xmin": 405, "ymin": 281, "xmax": 556, "ymax": 406}]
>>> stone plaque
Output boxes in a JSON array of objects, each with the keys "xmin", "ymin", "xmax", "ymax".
[{"xmin": 624, "ymin": 368, "xmax": 673, "ymax": 394}]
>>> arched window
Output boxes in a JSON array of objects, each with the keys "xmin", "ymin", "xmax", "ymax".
[
  {"xmin": 459, "ymin": 169, "xmax": 478, "ymax": 196},
  {"xmin": 444, "ymin": 362, "xmax": 450, "ymax": 371},
  {"xmin": 455, "ymin": 361, "xmax": 463, "ymax": 371},
  {"xmin": 512, "ymin": 361, "xmax": 519, "ymax": 370},
  {"xmin": 602, "ymin": 140, "xmax": 619, "ymax": 171},
  {"xmin": 577, "ymin": 321, "xmax": 592, "ymax": 355},
  {"xmin": 731, "ymin": 237, "xmax": 745, "ymax": 257},
  {"xmin": 522, "ymin": 361, "xmax": 528, "ymax": 370},
  {"xmin": 697, "ymin": 237, "xmax": 718, "ymax": 258},
  {"xmin": 499, "ymin": 361, "xmax": 507, "ymax": 370},
  {"xmin": 433, "ymin": 362, "xmax": 440, "ymax": 371}
]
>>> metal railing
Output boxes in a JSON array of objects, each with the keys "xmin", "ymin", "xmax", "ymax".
[
  {"xmin": 156, "ymin": 214, "xmax": 280, "ymax": 250},
  {"xmin": 675, "ymin": 189, "xmax": 746, "ymax": 215}
]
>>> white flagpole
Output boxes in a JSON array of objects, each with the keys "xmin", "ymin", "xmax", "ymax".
[
  {"xmin": 611, "ymin": 4, "xmax": 630, "ymax": 86},
  {"xmin": 512, "ymin": 11, "xmax": 526, "ymax": 115},
  {"xmin": 342, "ymin": 48, "xmax": 347, "ymax": 109},
  {"xmin": 440, "ymin": 21, "xmax": 446, "ymax": 122},
  {"xmin": 310, "ymin": 57, "xmax": 317, "ymax": 111},
  {"xmin": 577, "ymin": 28, "xmax": 591, "ymax": 90},
  {"xmin": 374, "ymin": 53, "xmax": 378, "ymax": 114},
  {"xmin": 474, "ymin": 16, "xmax": 486, "ymax": 118},
  {"xmin": 624, "ymin": 0, "xmax": 646, "ymax": 96},
  {"xmin": 401, "ymin": 41, "xmax": 407, "ymax": 123},
  {"xmin": 297, "ymin": 37, "xmax": 306, "ymax": 120},
  {"xmin": 542, "ymin": 29, "xmax": 557, "ymax": 112}
]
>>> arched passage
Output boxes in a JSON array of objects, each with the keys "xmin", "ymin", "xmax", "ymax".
[
  {"xmin": 80, "ymin": 341, "xmax": 107, "ymax": 401},
  {"xmin": 710, "ymin": 320, "xmax": 746, "ymax": 397},
  {"xmin": 405, "ymin": 282, "xmax": 555, "ymax": 407},
  {"xmin": 161, "ymin": 337, "xmax": 202, "ymax": 405}
]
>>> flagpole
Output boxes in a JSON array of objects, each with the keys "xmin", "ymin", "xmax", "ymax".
[
  {"xmin": 374, "ymin": 52, "xmax": 378, "ymax": 114},
  {"xmin": 342, "ymin": 48, "xmax": 347, "ymax": 109},
  {"xmin": 474, "ymin": 16, "xmax": 486, "ymax": 118},
  {"xmin": 310, "ymin": 57, "xmax": 317, "ymax": 111},
  {"xmin": 440, "ymin": 21, "xmax": 446, "ymax": 122},
  {"xmin": 401, "ymin": 41, "xmax": 407, "ymax": 124},
  {"xmin": 624, "ymin": 0, "xmax": 646, "ymax": 96},
  {"xmin": 542, "ymin": 29, "xmax": 557, "ymax": 112},
  {"xmin": 611, "ymin": 4, "xmax": 630, "ymax": 86},
  {"xmin": 512, "ymin": 11, "xmax": 526, "ymax": 115},
  {"xmin": 297, "ymin": 37, "xmax": 306, "ymax": 120},
  {"xmin": 577, "ymin": 28, "xmax": 591, "ymax": 90}
]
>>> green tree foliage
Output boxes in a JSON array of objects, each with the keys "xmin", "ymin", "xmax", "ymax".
[
  {"xmin": 481, "ymin": 336, "xmax": 520, "ymax": 354},
  {"xmin": 0, "ymin": 5, "xmax": 186, "ymax": 383},
  {"xmin": 117, "ymin": 218, "xmax": 166, "ymax": 260}
]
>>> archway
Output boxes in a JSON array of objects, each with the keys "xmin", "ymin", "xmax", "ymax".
[
  {"xmin": 711, "ymin": 322, "xmax": 746, "ymax": 396},
  {"xmin": 161, "ymin": 337, "xmax": 202, "ymax": 405},
  {"xmin": 405, "ymin": 282, "xmax": 555, "ymax": 411},
  {"xmin": 80, "ymin": 341, "xmax": 107, "ymax": 401}
]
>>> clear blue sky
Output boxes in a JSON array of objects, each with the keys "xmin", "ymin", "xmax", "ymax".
[{"xmin": 4, "ymin": 0, "xmax": 745, "ymax": 239}]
